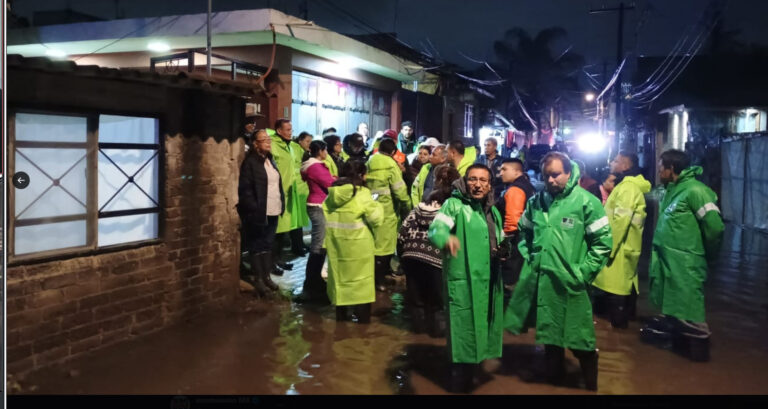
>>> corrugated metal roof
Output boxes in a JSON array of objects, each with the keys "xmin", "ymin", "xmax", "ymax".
[{"xmin": 8, "ymin": 54, "xmax": 264, "ymax": 97}]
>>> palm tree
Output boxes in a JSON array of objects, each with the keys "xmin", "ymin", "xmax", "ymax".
[{"xmin": 481, "ymin": 27, "xmax": 585, "ymax": 133}]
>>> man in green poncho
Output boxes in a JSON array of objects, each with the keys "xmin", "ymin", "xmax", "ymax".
[
  {"xmin": 270, "ymin": 119, "xmax": 301, "ymax": 273},
  {"xmin": 505, "ymin": 152, "xmax": 612, "ymax": 391},
  {"xmin": 428, "ymin": 164, "xmax": 505, "ymax": 393},
  {"xmin": 642, "ymin": 149, "xmax": 724, "ymax": 362}
]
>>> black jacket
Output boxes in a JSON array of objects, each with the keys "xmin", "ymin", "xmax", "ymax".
[{"xmin": 237, "ymin": 151, "xmax": 285, "ymax": 226}]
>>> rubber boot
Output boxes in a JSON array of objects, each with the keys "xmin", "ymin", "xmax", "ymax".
[
  {"xmin": 290, "ymin": 228, "xmax": 307, "ymax": 257},
  {"xmin": 259, "ymin": 251, "xmax": 280, "ymax": 292},
  {"xmin": 296, "ymin": 251, "xmax": 328, "ymax": 304},
  {"xmin": 427, "ymin": 308, "xmax": 447, "ymax": 338},
  {"xmin": 249, "ymin": 252, "xmax": 270, "ymax": 298},
  {"xmin": 374, "ymin": 256, "xmax": 388, "ymax": 292},
  {"xmin": 449, "ymin": 363, "xmax": 473, "ymax": 393},
  {"xmin": 574, "ymin": 350, "xmax": 598, "ymax": 391},
  {"xmin": 639, "ymin": 326, "xmax": 674, "ymax": 350},
  {"xmin": 353, "ymin": 303, "xmax": 372, "ymax": 324},
  {"xmin": 410, "ymin": 307, "xmax": 427, "ymax": 334},
  {"xmin": 336, "ymin": 306, "xmax": 351, "ymax": 322},
  {"xmin": 609, "ymin": 294, "xmax": 629, "ymax": 329},
  {"xmin": 626, "ymin": 288, "xmax": 638, "ymax": 321},
  {"xmin": 544, "ymin": 345, "xmax": 566, "ymax": 386}
]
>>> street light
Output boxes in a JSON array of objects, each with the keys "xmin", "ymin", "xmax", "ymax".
[{"xmin": 584, "ymin": 92, "xmax": 596, "ymax": 102}]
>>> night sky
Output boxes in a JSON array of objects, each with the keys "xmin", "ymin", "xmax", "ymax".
[{"xmin": 11, "ymin": 0, "xmax": 768, "ymax": 72}]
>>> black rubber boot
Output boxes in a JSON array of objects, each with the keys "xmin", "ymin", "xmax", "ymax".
[
  {"xmin": 336, "ymin": 306, "xmax": 350, "ymax": 322},
  {"xmin": 544, "ymin": 345, "xmax": 566, "ymax": 386},
  {"xmin": 449, "ymin": 363, "xmax": 473, "ymax": 393},
  {"xmin": 410, "ymin": 307, "xmax": 427, "ymax": 334},
  {"xmin": 290, "ymin": 228, "xmax": 307, "ymax": 257},
  {"xmin": 249, "ymin": 252, "xmax": 270, "ymax": 298},
  {"xmin": 626, "ymin": 288, "xmax": 638, "ymax": 321},
  {"xmin": 609, "ymin": 294, "xmax": 629, "ymax": 329},
  {"xmin": 353, "ymin": 303, "xmax": 372, "ymax": 324},
  {"xmin": 374, "ymin": 256, "xmax": 389, "ymax": 292},
  {"xmin": 427, "ymin": 308, "xmax": 447, "ymax": 338},
  {"xmin": 574, "ymin": 350, "xmax": 599, "ymax": 391},
  {"xmin": 639, "ymin": 326, "xmax": 674, "ymax": 350},
  {"xmin": 296, "ymin": 251, "xmax": 328, "ymax": 304},
  {"xmin": 259, "ymin": 251, "xmax": 280, "ymax": 292}
]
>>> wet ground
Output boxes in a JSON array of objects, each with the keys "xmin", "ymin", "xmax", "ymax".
[{"xmin": 12, "ymin": 224, "xmax": 768, "ymax": 395}]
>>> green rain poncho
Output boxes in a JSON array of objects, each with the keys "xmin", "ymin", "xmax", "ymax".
[
  {"xmin": 366, "ymin": 153, "xmax": 412, "ymax": 256},
  {"xmin": 505, "ymin": 161, "xmax": 612, "ymax": 351},
  {"xmin": 650, "ymin": 166, "xmax": 724, "ymax": 323},
  {"xmin": 593, "ymin": 174, "xmax": 651, "ymax": 296},
  {"xmin": 323, "ymin": 183, "xmax": 384, "ymax": 306},
  {"xmin": 428, "ymin": 178, "xmax": 505, "ymax": 364},
  {"xmin": 410, "ymin": 163, "xmax": 432, "ymax": 206},
  {"xmin": 290, "ymin": 141, "xmax": 310, "ymax": 229},
  {"xmin": 270, "ymin": 131, "xmax": 301, "ymax": 234}
]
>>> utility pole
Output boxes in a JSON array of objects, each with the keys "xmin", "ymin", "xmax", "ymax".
[
  {"xmin": 591, "ymin": 2, "xmax": 635, "ymax": 154},
  {"xmin": 206, "ymin": 0, "xmax": 212, "ymax": 76}
]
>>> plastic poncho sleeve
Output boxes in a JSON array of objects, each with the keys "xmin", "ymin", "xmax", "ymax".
[
  {"xmin": 428, "ymin": 199, "xmax": 459, "ymax": 250},
  {"xmin": 361, "ymin": 189, "xmax": 385, "ymax": 232},
  {"xmin": 579, "ymin": 196, "xmax": 613, "ymax": 283},
  {"xmin": 687, "ymin": 187, "xmax": 725, "ymax": 259},
  {"xmin": 390, "ymin": 167, "xmax": 413, "ymax": 219},
  {"xmin": 411, "ymin": 165, "xmax": 430, "ymax": 206},
  {"xmin": 606, "ymin": 186, "xmax": 641, "ymax": 259},
  {"xmin": 517, "ymin": 197, "xmax": 535, "ymax": 262}
]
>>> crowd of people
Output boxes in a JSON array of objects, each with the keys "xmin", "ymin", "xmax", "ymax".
[{"xmin": 238, "ymin": 118, "xmax": 725, "ymax": 393}]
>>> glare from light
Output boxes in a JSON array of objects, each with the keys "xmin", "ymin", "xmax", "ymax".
[
  {"xmin": 682, "ymin": 111, "xmax": 689, "ymax": 145},
  {"xmin": 673, "ymin": 114, "xmax": 680, "ymax": 149},
  {"xmin": 584, "ymin": 92, "xmax": 596, "ymax": 102},
  {"xmin": 577, "ymin": 132, "xmax": 606, "ymax": 153},
  {"xmin": 147, "ymin": 41, "xmax": 171, "ymax": 52},
  {"xmin": 479, "ymin": 127, "xmax": 493, "ymax": 140},
  {"xmin": 45, "ymin": 49, "xmax": 67, "ymax": 58},
  {"xmin": 336, "ymin": 56, "xmax": 361, "ymax": 70},
  {"xmin": 563, "ymin": 127, "xmax": 572, "ymax": 135}
]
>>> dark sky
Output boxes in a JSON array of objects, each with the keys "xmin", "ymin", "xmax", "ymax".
[{"xmin": 11, "ymin": 0, "xmax": 768, "ymax": 71}]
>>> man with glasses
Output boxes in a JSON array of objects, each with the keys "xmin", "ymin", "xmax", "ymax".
[
  {"xmin": 428, "ymin": 164, "xmax": 505, "ymax": 393},
  {"xmin": 505, "ymin": 152, "xmax": 612, "ymax": 391}
]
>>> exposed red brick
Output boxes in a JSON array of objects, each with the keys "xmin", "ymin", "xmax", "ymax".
[
  {"xmin": 69, "ymin": 335, "xmax": 102, "ymax": 356},
  {"xmin": 40, "ymin": 301, "xmax": 79, "ymax": 322},
  {"xmin": 100, "ymin": 315, "xmax": 134, "ymax": 333},
  {"xmin": 100, "ymin": 327, "xmax": 131, "ymax": 347},
  {"xmin": 60, "ymin": 310, "xmax": 94, "ymax": 330},
  {"xmin": 111, "ymin": 260, "xmax": 140, "ymax": 276},
  {"xmin": 33, "ymin": 332, "xmax": 70, "ymax": 354},
  {"xmin": 34, "ymin": 345, "xmax": 70, "ymax": 368},
  {"xmin": 78, "ymin": 293, "xmax": 110, "ymax": 310},
  {"xmin": 66, "ymin": 322, "xmax": 102, "ymax": 342},
  {"xmin": 62, "ymin": 282, "xmax": 100, "ymax": 300}
]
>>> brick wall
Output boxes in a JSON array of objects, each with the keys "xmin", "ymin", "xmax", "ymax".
[{"xmin": 5, "ymin": 134, "xmax": 244, "ymax": 376}]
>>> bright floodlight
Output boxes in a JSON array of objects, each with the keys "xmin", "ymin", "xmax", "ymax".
[
  {"xmin": 584, "ymin": 92, "xmax": 596, "ymax": 102},
  {"xmin": 45, "ymin": 49, "xmax": 67, "ymax": 58},
  {"xmin": 147, "ymin": 41, "xmax": 171, "ymax": 52},
  {"xmin": 577, "ymin": 132, "xmax": 606, "ymax": 153}
]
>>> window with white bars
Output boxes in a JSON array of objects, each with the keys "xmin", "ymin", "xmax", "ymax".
[{"xmin": 10, "ymin": 112, "xmax": 161, "ymax": 259}]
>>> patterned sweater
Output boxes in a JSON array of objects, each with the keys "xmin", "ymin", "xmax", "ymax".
[{"xmin": 397, "ymin": 202, "xmax": 443, "ymax": 268}]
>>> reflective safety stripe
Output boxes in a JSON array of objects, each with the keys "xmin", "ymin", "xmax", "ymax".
[
  {"xmin": 695, "ymin": 202, "xmax": 720, "ymax": 220},
  {"xmin": 434, "ymin": 213, "xmax": 455, "ymax": 229},
  {"xmin": 631, "ymin": 214, "xmax": 645, "ymax": 227},
  {"xmin": 370, "ymin": 188, "xmax": 391, "ymax": 196},
  {"xmin": 586, "ymin": 216, "xmax": 609, "ymax": 234},
  {"xmin": 520, "ymin": 213, "xmax": 533, "ymax": 229},
  {"xmin": 613, "ymin": 207, "xmax": 632, "ymax": 217},
  {"xmin": 326, "ymin": 221, "xmax": 366, "ymax": 230},
  {"xmin": 392, "ymin": 180, "xmax": 406, "ymax": 191}
]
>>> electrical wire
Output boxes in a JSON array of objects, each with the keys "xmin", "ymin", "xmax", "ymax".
[{"xmin": 73, "ymin": 15, "xmax": 182, "ymax": 62}]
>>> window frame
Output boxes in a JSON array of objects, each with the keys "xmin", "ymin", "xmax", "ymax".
[{"xmin": 8, "ymin": 108, "xmax": 165, "ymax": 264}]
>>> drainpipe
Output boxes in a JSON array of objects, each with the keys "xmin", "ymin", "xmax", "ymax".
[{"xmin": 207, "ymin": 0, "xmax": 212, "ymax": 76}]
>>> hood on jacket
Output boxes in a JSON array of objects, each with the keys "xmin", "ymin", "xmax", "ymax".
[
  {"xmin": 413, "ymin": 202, "xmax": 441, "ymax": 226},
  {"xmin": 677, "ymin": 166, "xmax": 703, "ymax": 184},
  {"xmin": 300, "ymin": 157, "xmax": 324, "ymax": 174},
  {"xmin": 620, "ymin": 174, "xmax": 652, "ymax": 194},
  {"xmin": 558, "ymin": 160, "xmax": 581, "ymax": 198},
  {"xmin": 451, "ymin": 177, "xmax": 495, "ymax": 212},
  {"xmin": 367, "ymin": 153, "xmax": 398, "ymax": 172},
  {"xmin": 324, "ymin": 182, "xmax": 360, "ymax": 211}
]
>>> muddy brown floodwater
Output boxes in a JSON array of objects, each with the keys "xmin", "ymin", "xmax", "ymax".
[{"xmin": 12, "ymin": 225, "xmax": 768, "ymax": 395}]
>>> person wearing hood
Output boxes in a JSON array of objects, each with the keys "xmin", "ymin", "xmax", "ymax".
[
  {"xmin": 405, "ymin": 142, "xmax": 434, "ymax": 193},
  {"xmin": 294, "ymin": 140, "xmax": 337, "ymax": 304},
  {"xmin": 428, "ymin": 164, "xmax": 505, "ymax": 393},
  {"xmin": 322, "ymin": 134, "xmax": 344, "ymax": 178},
  {"xmin": 270, "ymin": 120, "xmax": 302, "ymax": 274},
  {"xmin": 342, "ymin": 132, "xmax": 369, "ymax": 163},
  {"xmin": 592, "ymin": 152, "xmax": 650, "ymax": 329},
  {"xmin": 398, "ymin": 164, "xmax": 461, "ymax": 338},
  {"xmin": 367, "ymin": 138, "xmax": 413, "ymax": 290},
  {"xmin": 324, "ymin": 160, "xmax": 384, "ymax": 323},
  {"xmin": 238, "ymin": 129, "xmax": 285, "ymax": 297},
  {"xmin": 505, "ymin": 152, "xmax": 612, "ymax": 391},
  {"xmin": 642, "ymin": 149, "xmax": 724, "ymax": 362}
]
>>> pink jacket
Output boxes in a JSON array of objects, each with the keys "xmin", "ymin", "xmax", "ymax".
[{"xmin": 301, "ymin": 158, "xmax": 336, "ymax": 205}]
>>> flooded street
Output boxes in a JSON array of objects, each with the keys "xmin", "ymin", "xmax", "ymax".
[{"xmin": 14, "ymin": 224, "xmax": 768, "ymax": 395}]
